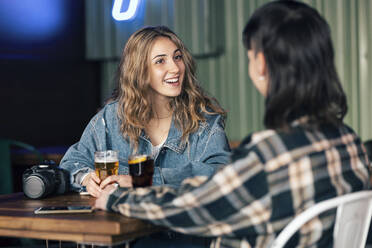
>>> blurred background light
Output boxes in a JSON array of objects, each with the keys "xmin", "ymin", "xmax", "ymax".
[
  {"xmin": 112, "ymin": 0, "xmax": 141, "ymax": 21},
  {"xmin": 0, "ymin": 0, "xmax": 65, "ymax": 42},
  {"xmin": 0, "ymin": 0, "xmax": 82, "ymax": 59}
]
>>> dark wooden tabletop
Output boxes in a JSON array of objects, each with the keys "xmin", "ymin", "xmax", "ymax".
[{"xmin": 0, "ymin": 192, "xmax": 162, "ymax": 245}]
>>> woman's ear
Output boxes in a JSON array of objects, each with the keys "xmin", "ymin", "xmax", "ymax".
[
  {"xmin": 254, "ymin": 51, "xmax": 269, "ymax": 97},
  {"xmin": 256, "ymin": 52, "xmax": 267, "ymax": 77}
]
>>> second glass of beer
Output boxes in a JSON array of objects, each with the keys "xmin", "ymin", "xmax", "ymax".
[
  {"xmin": 94, "ymin": 150, "xmax": 119, "ymax": 181},
  {"xmin": 128, "ymin": 155, "xmax": 154, "ymax": 188}
]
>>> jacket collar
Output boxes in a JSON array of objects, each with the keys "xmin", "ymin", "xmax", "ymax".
[{"xmin": 139, "ymin": 116, "xmax": 187, "ymax": 154}]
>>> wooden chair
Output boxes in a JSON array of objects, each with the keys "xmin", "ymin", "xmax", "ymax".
[{"xmin": 229, "ymin": 140, "xmax": 241, "ymax": 149}]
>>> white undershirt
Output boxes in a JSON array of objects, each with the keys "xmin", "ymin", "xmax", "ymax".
[{"xmin": 152, "ymin": 139, "xmax": 166, "ymax": 159}]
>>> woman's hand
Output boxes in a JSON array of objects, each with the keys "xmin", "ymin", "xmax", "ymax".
[
  {"xmin": 81, "ymin": 172, "xmax": 102, "ymax": 197},
  {"xmin": 94, "ymin": 184, "xmax": 118, "ymax": 210},
  {"xmin": 100, "ymin": 175, "xmax": 133, "ymax": 189}
]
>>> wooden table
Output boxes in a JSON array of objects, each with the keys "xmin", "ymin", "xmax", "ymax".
[{"xmin": 0, "ymin": 192, "xmax": 162, "ymax": 246}]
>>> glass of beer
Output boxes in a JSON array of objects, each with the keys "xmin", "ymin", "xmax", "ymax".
[
  {"xmin": 94, "ymin": 150, "xmax": 119, "ymax": 181},
  {"xmin": 128, "ymin": 155, "xmax": 154, "ymax": 188}
]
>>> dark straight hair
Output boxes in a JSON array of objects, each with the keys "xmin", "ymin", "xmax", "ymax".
[{"xmin": 243, "ymin": 0, "xmax": 347, "ymax": 130}]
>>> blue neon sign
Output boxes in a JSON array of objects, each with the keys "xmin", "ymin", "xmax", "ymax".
[{"xmin": 112, "ymin": 0, "xmax": 141, "ymax": 21}]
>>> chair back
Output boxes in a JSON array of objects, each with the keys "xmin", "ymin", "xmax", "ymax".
[
  {"xmin": 0, "ymin": 139, "xmax": 43, "ymax": 194},
  {"xmin": 0, "ymin": 139, "xmax": 12, "ymax": 194},
  {"xmin": 271, "ymin": 191, "xmax": 372, "ymax": 248}
]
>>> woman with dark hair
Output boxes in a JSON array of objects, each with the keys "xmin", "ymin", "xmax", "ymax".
[
  {"xmin": 95, "ymin": 1, "xmax": 370, "ymax": 247},
  {"xmin": 242, "ymin": 0, "xmax": 347, "ymax": 130}
]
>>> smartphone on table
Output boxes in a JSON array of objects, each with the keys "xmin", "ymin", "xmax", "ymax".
[{"xmin": 34, "ymin": 206, "xmax": 93, "ymax": 214}]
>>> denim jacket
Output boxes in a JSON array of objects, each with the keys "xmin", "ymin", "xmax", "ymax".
[{"xmin": 60, "ymin": 101, "xmax": 231, "ymax": 191}]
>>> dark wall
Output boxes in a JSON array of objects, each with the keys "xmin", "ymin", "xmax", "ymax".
[
  {"xmin": 0, "ymin": 0, "xmax": 101, "ymax": 148},
  {"xmin": 0, "ymin": 60, "xmax": 100, "ymax": 147}
]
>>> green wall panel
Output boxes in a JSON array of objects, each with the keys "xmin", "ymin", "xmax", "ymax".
[{"xmin": 85, "ymin": 0, "xmax": 372, "ymax": 142}]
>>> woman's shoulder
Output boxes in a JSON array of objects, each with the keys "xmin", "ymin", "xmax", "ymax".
[
  {"xmin": 202, "ymin": 112, "xmax": 225, "ymax": 128},
  {"xmin": 103, "ymin": 100, "xmax": 119, "ymax": 114},
  {"xmin": 243, "ymin": 122, "xmax": 360, "ymax": 156},
  {"xmin": 89, "ymin": 100, "xmax": 119, "ymax": 126},
  {"xmin": 192, "ymin": 113, "xmax": 225, "ymax": 136},
  {"xmin": 97, "ymin": 100, "xmax": 118, "ymax": 116}
]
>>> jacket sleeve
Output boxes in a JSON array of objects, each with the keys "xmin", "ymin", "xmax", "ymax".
[
  {"xmin": 105, "ymin": 150, "xmax": 270, "ymax": 239},
  {"xmin": 191, "ymin": 115, "xmax": 231, "ymax": 177},
  {"xmin": 59, "ymin": 115, "xmax": 103, "ymax": 191}
]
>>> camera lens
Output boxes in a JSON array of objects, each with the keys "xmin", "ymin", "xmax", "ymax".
[{"xmin": 23, "ymin": 175, "xmax": 46, "ymax": 199}]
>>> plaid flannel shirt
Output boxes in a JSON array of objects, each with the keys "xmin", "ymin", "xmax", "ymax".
[{"xmin": 106, "ymin": 121, "xmax": 370, "ymax": 248}]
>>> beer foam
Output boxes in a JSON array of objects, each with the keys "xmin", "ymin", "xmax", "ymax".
[{"xmin": 95, "ymin": 157, "xmax": 118, "ymax": 163}]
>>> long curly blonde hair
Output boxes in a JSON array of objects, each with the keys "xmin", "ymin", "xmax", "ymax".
[{"xmin": 111, "ymin": 26, "xmax": 226, "ymax": 151}]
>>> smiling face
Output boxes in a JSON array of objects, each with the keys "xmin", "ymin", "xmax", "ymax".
[{"xmin": 147, "ymin": 37, "xmax": 185, "ymax": 101}]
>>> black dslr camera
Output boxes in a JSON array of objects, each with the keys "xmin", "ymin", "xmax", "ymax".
[{"xmin": 22, "ymin": 163, "xmax": 70, "ymax": 199}]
